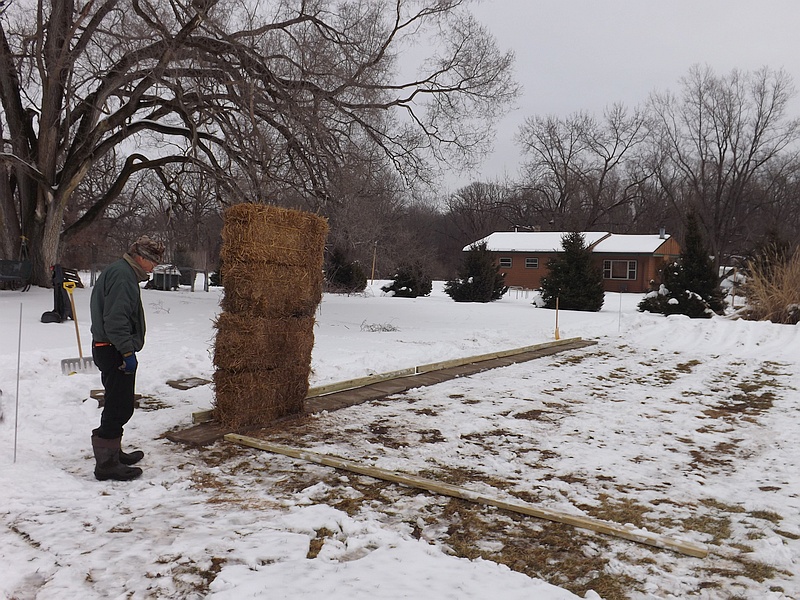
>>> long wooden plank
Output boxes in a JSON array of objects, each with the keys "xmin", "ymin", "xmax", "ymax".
[
  {"xmin": 307, "ymin": 367, "xmax": 418, "ymax": 398},
  {"xmin": 226, "ymin": 434, "xmax": 709, "ymax": 559},
  {"xmin": 191, "ymin": 339, "xmax": 594, "ymax": 422},
  {"xmin": 414, "ymin": 338, "xmax": 584, "ymax": 374}
]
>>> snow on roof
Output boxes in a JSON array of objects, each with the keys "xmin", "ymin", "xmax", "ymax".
[
  {"xmin": 592, "ymin": 234, "xmax": 672, "ymax": 254},
  {"xmin": 465, "ymin": 231, "xmax": 610, "ymax": 253},
  {"xmin": 465, "ymin": 231, "xmax": 672, "ymax": 254}
]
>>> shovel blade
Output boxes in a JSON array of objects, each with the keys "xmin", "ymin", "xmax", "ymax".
[{"xmin": 62, "ymin": 357, "xmax": 98, "ymax": 375}]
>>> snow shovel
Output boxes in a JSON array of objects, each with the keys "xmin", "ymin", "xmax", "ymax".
[{"xmin": 61, "ymin": 281, "xmax": 97, "ymax": 374}]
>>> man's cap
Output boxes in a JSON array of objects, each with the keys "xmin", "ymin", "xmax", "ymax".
[{"xmin": 129, "ymin": 236, "xmax": 165, "ymax": 264}]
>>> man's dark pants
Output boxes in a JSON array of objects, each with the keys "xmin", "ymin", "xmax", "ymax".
[{"xmin": 92, "ymin": 344, "xmax": 135, "ymax": 439}]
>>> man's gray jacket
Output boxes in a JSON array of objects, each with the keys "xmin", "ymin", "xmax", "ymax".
[{"xmin": 90, "ymin": 255, "xmax": 148, "ymax": 355}]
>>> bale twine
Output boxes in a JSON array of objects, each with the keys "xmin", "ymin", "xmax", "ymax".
[{"xmin": 213, "ymin": 203, "xmax": 328, "ymax": 429}]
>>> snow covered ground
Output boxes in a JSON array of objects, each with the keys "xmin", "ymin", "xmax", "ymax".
[{"xmin": 1, "ymin": 279, "xmax": 799, "ymax": 599}]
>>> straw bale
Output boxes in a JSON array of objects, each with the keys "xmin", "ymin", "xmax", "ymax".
[
  {"xmin": 214, "ymin": 314, "xmax": 315, "ymax": 371},
  {"xmin": 220, "ymin": 262, "xmax": 322, "ymax": 318},
  {"xmin": 221, "ymin": 204, "xmax": 328, "ymax": 268},
  {"xmin": 213, "ymin": 366, "xmax": 310, "ymax": 429}
]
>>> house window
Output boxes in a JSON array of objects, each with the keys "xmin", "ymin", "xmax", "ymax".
[
  {"xmin": 499, "ymin": 257, "xmax": 512, "ymax": 268},
  {"xmin": 603, "ymin": 260, "xmax": 637, "ymax": 280},
  {"xmin": 525, "ymin": 257, "xmax": 539, "ymax": 269}
]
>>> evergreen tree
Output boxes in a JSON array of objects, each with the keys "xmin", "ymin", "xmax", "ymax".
[
  {"xmin": 445, "ymin": 242, "xmax": 508, "ymax": 302},
  {"xmin": 381, "ymin": 261, "xmax": 433, "ymax": 298},
  {"xmin": 326, "ymin": 247, "xmax": 367, "ymax": 293},
  {"xmin": 638, "ymin": 213, "xmax": 726, "ymax": 318},
  {"xmin": 681, "ymin": 213, "xmax": 726, "ymax": 313},
  {"xmin": 540, "ymin": 232, "xmax": 605, "ymax": 311}
]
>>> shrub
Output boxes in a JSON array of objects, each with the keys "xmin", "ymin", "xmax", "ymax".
[
  {"xmin": 444, "ymin": 242, "xmax": 507, "ymax": 302},
  {"xmin": 381, "ymin": 261, "xmax": 432, "ymax": 298},
  {"xmin": 540, "ymin": 232, "xmax": 604, "ymax": 312},
  {"xmin": 325, "ymin": 247, "xmax": 367, "ymax": 293},
  {"xmin": 638, "ymin": 262, "xmax": 717, "ymax": 318},
  {"xmin": 743, "ymin": 248, "xmax": 800, "ymax": 324},
  {"xmin": 638, "ymin": 213, "xmax": 725, "ymax": 318}
]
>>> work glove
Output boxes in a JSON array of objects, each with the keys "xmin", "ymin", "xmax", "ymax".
[{"xmin": 120, "ymin": 352, "xmax": 138, "ymax": 374}]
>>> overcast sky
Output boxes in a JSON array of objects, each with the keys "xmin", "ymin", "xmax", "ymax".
[{"xmin": 450, "ymin": 0, "xmax": 800, "ymax": 189}]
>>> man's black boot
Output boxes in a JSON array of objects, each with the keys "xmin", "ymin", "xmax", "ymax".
[
  {"xmin": 92, "ymin": 434, "xmax": 143, "ymax": 481},
  {"xmin": 119, "ymin": 447, "xmax": 144, "ymax": 466}
]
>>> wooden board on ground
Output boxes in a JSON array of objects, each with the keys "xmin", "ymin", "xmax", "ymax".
[
  {"xmin": 176, "ymin": 338, "xmax": 598, "ymax": 444},
  {"xmin": 167, "ymin": 377, "xmax": 212, "ymax": 390},
  {"xmin": 226, "ymin": 434, "xmax": 710, "ymax": 559},
  {"xmin": 165, "ymin": 421, "xmax": 232, "ymax": 446}
]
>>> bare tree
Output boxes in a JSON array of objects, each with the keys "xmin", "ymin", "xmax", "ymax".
[
  {"xmin": 516, "ymin": 112, "xmax": 589, "ymax": 229},
  {"xmin": 443, "ymin": 180, "xmax": 511, "ymax": 240},
  {"xmin": 647, "ymin": 65, "xmax": 800, "ymax": 266},
  {"xmin": 0, "ymin": 0, "xmax": 518, "ymax": 285},
  {"xmin": 515, "ymin": 104, "xmax": 649, "ymax": 231}
]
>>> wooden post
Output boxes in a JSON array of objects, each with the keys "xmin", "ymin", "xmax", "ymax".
[
  {"xmin": 226, "ymin": 435, "xmax": 709, "ymax": 559},
  {"xmin": 370, "ymin": 241, "xmax": 377, "ymax": 284},
  {"xmin": 554, "ymin": 296, "xmax": 560, "ymax": 340}
]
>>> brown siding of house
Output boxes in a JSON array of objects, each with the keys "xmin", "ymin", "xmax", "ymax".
[
  {"xmin": 495, "ymin": 252, "xmax": 559, "ymax": 289},
  {"xmin": 491, "ymin": 237, "xmax": 681, "ymax": 294}
]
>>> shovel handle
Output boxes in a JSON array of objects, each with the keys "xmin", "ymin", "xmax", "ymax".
[{"xmin": 63, "ymin": 282, "xmax": 84, "ymax": 359}]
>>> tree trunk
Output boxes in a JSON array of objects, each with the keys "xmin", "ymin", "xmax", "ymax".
[{"xmin": 25, "ymin": 205, "xmax": 64, "ymax": 288}]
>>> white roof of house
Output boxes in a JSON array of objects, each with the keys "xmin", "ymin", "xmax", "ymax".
[
  {"xmin": 592, "ymin": 234, "xmax": 672, "ymax": 254},
  {"xmin": 466, "ymin": 231, "xmax": 610, "ymax": 253},
  {"xmin": 465, "ymin": 231, "xmax": 673, "ymax": 254}
]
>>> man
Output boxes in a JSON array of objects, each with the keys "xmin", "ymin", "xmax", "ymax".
[{"xmin": 90, "ymin": 236, "xmax": 165, "ymax": 481}]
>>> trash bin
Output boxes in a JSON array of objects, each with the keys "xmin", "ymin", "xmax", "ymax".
[
  {"xmin": 178, "ymin": 266, "xmax": 195, "ymax": 286},
  {"xmin": 151, "ymin": 264, "xmax": 181, "ymax": 290}
]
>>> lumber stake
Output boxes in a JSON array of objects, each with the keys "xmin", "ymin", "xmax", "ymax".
[{"xmin": 225, "ymin": 434, "xmax": 708, "ymax": 559}]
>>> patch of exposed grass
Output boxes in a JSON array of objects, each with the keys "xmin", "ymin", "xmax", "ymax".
[
  {"xmin": 701, "ymin": 498, "xmax": 746, "ymax": 513},
  {"xmin": 656, "ymin": 369, "xmax": 678, "ymax": 385},
  {"xmin": 366, "ymin": 421, "xmax": 407, "ymax": 448},
  {"xmin": 760, "ymin": 361, "xmax": 790, "ymax": 377},
  {"xmin": 137, "ymin": 396, "xmax": 171, "ymax": 411},
  {"xmin": 675, "ymin": 359, "xmax": 702, "ymax": 373},
  {"xmin": 154, "ymin": 555, "xmax": 226, "ymax": 596},
  {"xmin": 556, "ymin": 352, "xmax": 593, "ymax": 365},
  {"xmin": 776, "ymin": 529, "xmax": 800, "ymax": 540},
  {"xmin": 706, "ymin": 560, "xmax": 786, "ymax": 584},
  {"xmin": 749, "ymin": 510, "xmax": 782, "ymax": 524},
  {"xmin": 307, "ymin": 527, "xmax": 335, "ymax": 558},
  {"xmin": 577, "ymin": 494, "xmax": 651, "ymax": 530},
  {"xmin": 513, "ymin": 409, "xmax": 556, "ymax": 421},
  {"xmin": 608, "ymin": 368, "xmax": 629, "ymax": 379},
  {"xmin": 417, "ymin": 428, "xmax": 447, "ymax": 443},
  {"xmin": 682, "ymin": 512, "xmax": 733, "ymax": 545},
  {"xmin": 440, "ymin": 498, "xmax": 639, "ymax": 599}
]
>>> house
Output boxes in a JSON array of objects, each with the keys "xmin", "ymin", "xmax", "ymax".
[{"xmin": 465, "ymin": 231, "xmax": 681, "ymax": 293}]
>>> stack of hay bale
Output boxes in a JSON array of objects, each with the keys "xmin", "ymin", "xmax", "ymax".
[{"xmin": 213, "ymin": 203, "xmax": 328, "ymax": 430}]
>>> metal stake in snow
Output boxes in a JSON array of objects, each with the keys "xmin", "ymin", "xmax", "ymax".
[{"xmin": 14, "ymin": 303, "xmax": 22, "ymax": 463}]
